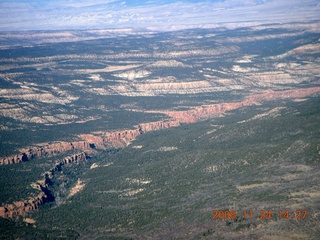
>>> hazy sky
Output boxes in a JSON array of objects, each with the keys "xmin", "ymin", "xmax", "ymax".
[{"xmin": 0, "ymin": 0, "xmax": 319, "ymax": 31}]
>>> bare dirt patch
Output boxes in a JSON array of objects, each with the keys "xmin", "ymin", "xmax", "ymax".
[{"xmin": 68, "ymin": 179, "xmax": 85, "ymax": 198}]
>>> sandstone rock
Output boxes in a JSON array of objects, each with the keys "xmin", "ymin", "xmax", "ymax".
[
  {"xmin": 138, "ymin": 120, "xmax": 180, "ymax": 132},
  {"xmin": 104, "ymin": 129, "xmax": 141, "ymax": 147},
  {"xmin": 1, "ymin": 141, "xmax": 91, "ymax": 165},
  {"xmin": 101, "ymin": 120, "xmax": 180, "ymax": 147},
  {"xmin": 13, "ymin": 201, "xmax": 25, "ymax": 208},
  {"xmin": 0, "ymin": 207, "xmax": 7, "ymax": 217},
  {"xmin": 0, "ymin": 192, "xmax": 46, "ymax": 219},
  {"xmin": 23, "ymin": 218, "xmax": 36, "ymax": 224},
  {"xmin": 79, "ymin": 134, "xmax": 104, "ymax": 148}
]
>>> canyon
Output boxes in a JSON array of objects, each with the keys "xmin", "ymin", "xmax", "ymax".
[
  {"xmin": 2, "ymin": 87, "xmax": 320, "ymax": 166},
  {"xmin": 1, "ymin": 86, "xmax": 319, "ymax": 219},
  {"xmin": 0, "ymin": 152, "xmax": 89, "ymax": 219}
]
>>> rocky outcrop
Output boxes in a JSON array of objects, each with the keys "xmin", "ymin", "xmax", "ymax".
[
  {"xmin": 0, "ymin": 191, "xmax": 49, "ymax": 218},
  {"xmin": 0, "ymin": 130, "xmax": 132, "ymax": 165},
  {"xmin": 49, "ymin": 152, "xmax": 88, "ymax": 175},
  {"xmin": 0, "ymin": 152, "xmax": 89, "ymax": 219},
  {"xmin": 138, "ymin": 120, "xmax": 180, "ymax": 132},
  {"xmin": 1, "ymin": 141, "xmax": 91, "ymax": 165},
  {"xmin": 22, "ymin": 141, "xmax": 91, "ymax": 159},
  {"xmin": 0, "ymin": 120, "xmax": 181, "ymax": 165},
  {"xmin": 0, "ymin": 153, "xmax": 28, "ymax": 165},
  {"xmin": 103, "ymin": 129, "xmax": 141, "ymax": 147},
  {"xmin": 78, "ymin": 134, "xmax": 105, "ymax": 148},
  {"xmin": 102, "ymin": 120, "xmax": 180, "ymax": 147},
  {"xmin": 164, "ymin": 102, "xmax": 248, "ymax": 123}
]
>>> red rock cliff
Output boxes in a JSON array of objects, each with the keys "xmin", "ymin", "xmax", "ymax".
[
  {"xmin": 0, "ymin": 141, "xmax": 91, "ymax": 165},
  {"xmin": 138, "ymin": 120, "xmax": 180, "ymax": 132},
  {"xmin": 103, "ymin": 129, "xmax": 141, "ymax": 147},
  {"xmin": 102, "ymin": 120, "xmax": 181, "ymax": 148},
  {"xmin": 0, "ymin": 192, "xmax": 48, "ymax": 219},
  {"xmin": 164, "ymin": 87, "xmax": 320, "ymax": 123}
]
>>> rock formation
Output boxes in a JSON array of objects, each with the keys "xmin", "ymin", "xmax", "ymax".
[
  {"xmin": 78, "ymin": 134, "xmax": 104, "ymax": 148},
  {"xmin": 103, "ymin": 129, "xmax": 141, "ymax": 147},
  {"xmin": 138, "ymin": 120, "xmax": 180, "ymax": 132},
  {"xmin": 102, "ymin": 120, "xmax": 180, "ymax": 147},
  {"xmin": 0, "ymin": 192, "xmax": 48, "ymax": 218},
  {"xmin": 0, "ymin": 153, "xmax": 28, "ymax": 165},
  {"xmin": 50, "ymin": 152, "xmax": 88, "ymax": 173},
  {"xmin": 0, "ymin": 121, "xmax": 181, "ymax": 165},
  {"xmin": 164, "ymin": 87, "xmax": 320, "ymax": 123},
  {"xmin": 0, "ymin": 141, "xmax": 91, "ymax": 165}
]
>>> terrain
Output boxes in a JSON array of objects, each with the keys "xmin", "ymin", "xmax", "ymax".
[{"xmin": 0, "ymin": 22, "xmax": 320, "ymax": 239}]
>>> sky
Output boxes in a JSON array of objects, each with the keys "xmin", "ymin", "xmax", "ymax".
[{"xmin": 0, "ymin": 0, "xmax": 319, "ymax": 31}]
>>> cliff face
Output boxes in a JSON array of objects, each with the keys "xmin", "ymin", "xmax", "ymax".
[
  {"xmin": 165, "ymin": 87, "xmax": 320, "ymax": 123},
  {"xmin": 0, "ymin": 120, "xmax": 182, "ymax": 165},
  {"xmin": 0, "ymin": 141, "xmax": 91, "ymax": 165},
  {"xmin": 164, "ymin": 101, "xmax": 254, "ymax": 123},
  {"xmin": 0, "ymin": 152, "xmax": 89, "ymax": 219},
  {"xmin": 22, "ymin": 141, "xmax": 91, "ymax": 159},
  {"xmin": 0, "ymin": 192, "xmax": 48, "ymax": 219},
  {"xmin": 138, "ymin": 120, "xmax": 181, "ymax": 132},
  {"xmin": 0, "ymin": 153, "xmax": 28, "ymax": 165},
  {"xmin": 164, "ymin": 103, "xmax": 240, "ymax": 123},
  {"xmin": 103, "ymin": 129, "xmax": 141, "ymax": 147},
  {"xmin": 50, "ymin": 152, "xmax": 88, "ymax": 174},
  {"xmin": 102, "ymin": 120, "xmax": 180, "ymax": 147},
  {"xmin": 79, "ymin": 134, "xmax": 104, "ymax": 148}
]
